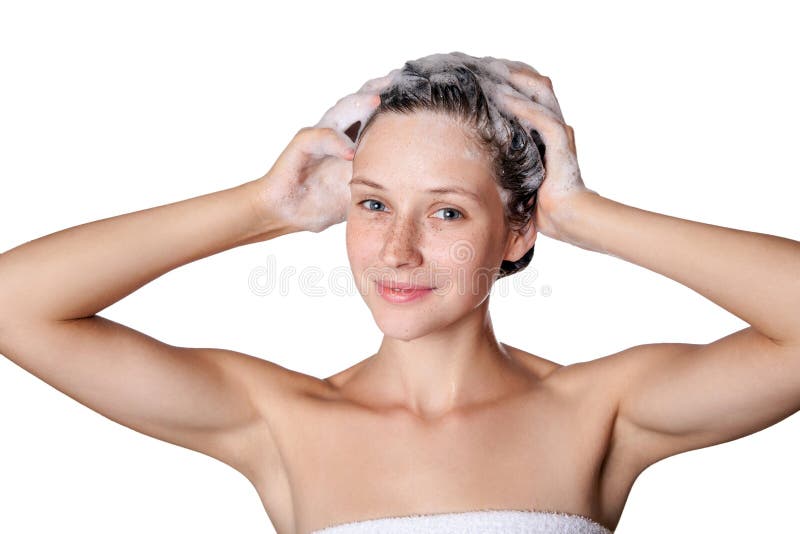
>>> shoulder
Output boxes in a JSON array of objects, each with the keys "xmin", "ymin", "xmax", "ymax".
[
  {"xmin": 215, "ymin": 349, "xmax": 330, "ymax": 416},
  {"xmin": 502, "ymin": 342, "xmax": 563, "ymax": 378},
  {"xmin": 208, "ymin": 349, "xmax": 328, "ymax": 478},
  {"xmin": 506, "ymin": 343, "xmax": 663, "ymax": 444},
  {"xmin": 543, "ymin": 343, "xmax": 657, "ymax": 397},
  {"xmin": 501, "ymin": 341, "xmax": 624, "ymax": 400},
  {"xmin": 550, "ymin": 344, "xmax": 682, "ymax": 473}
]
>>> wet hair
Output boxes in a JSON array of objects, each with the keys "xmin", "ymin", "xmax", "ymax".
[{"xmin": 347, "ymin": 52, "xmax": 546, "ymax": 279}]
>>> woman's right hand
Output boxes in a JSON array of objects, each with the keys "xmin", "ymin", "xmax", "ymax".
[{"xmin": 252, "ymin": 70, "xmax": 399, "ymax": 233}]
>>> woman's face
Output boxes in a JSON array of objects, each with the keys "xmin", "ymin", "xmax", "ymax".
[{"xmin": 346, "ymin": 110, "xmax": 521, "ymax": 341}]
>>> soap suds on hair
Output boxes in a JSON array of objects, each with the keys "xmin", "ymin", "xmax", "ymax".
[{"xmin": 364, "ymin": 52, "xmax": 547, "ymax": 192}]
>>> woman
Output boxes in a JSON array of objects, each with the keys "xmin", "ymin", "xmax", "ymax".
[{"xmin": 0, "ymin": 52, "xmax": 798, "ymax": 534}]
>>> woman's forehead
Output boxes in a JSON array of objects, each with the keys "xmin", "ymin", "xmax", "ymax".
[{"xmin": 353, "ymin": 112, "xmax": 494, "ymax": 187}]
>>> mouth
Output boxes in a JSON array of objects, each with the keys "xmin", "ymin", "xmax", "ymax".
[{"xmin": 375, "ymin": 281, "xmax": 435, "ymax": 303}]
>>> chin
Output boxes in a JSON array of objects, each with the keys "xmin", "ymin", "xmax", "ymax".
[
  {"xmin": 367, "ymin": 290, "xmax": 480, "ymax": 342},
  {"xmin": 372, "ymin": 314, "xmax": 446, "ymax": 342},
  {"xmin": 368, "ymin": 302, "xmax": 433, "ymax": 341}
]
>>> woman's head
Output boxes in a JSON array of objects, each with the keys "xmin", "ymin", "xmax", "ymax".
[
  {"xmin": 350, "ymin": 52, "xmax": 546, "ymax": 277},
  {"xmin": 345, "ymin": 52, "xmax": 543, "ymax": 340}
]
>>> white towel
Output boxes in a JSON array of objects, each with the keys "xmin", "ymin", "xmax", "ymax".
[{"xmin": 311, "ymin": 509, "xmax": 613, "ymax": 533}]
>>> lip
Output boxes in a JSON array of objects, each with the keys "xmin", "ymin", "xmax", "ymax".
[{"xmin": 376, "ymin": 282, "xmax": 434, "ymax": 304}]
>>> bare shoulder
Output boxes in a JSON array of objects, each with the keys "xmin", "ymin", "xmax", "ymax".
[
  {"xmin": 524, "ymin": 344, "xmax": 671, "ymax": 513},
  {"xmin": 209, "ymin": 350, "xmax": 323, "ymax": 479},
  {"xmin": 501, "ymin": 341, "xmax": 621, "ymax": 398},
  {"xmin": 219, "ymin": 349, "xmax": 333, "ymax": 428},
  {"xmin": 549, "ymin": 344, "xmax": 678, "ymax": 475},
  {"xmin": 501, "ymin": 342, "xmax": 564, "ymax": 378},
  {"xmin": 217, "ymin": 349, "xmax": 320, "ymax": 402},
  {"xmin": 534, "ymin": 343, "xmax": 643, "ymax": 396}
]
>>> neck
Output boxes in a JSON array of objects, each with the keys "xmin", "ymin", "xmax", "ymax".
[{"xmin": 356, "ymin": 299, "xmax": 525, "ymax": 419}]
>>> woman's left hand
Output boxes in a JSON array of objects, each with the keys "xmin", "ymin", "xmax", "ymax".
[{"xmin": 493, "ymin": 60, "xmax": 597, "ymax": 241}]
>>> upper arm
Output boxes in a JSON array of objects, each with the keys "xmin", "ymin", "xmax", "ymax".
[
  {"xmin": 608, "ymin": 326, "xmax": 800, "ymax": 470},
  {"xmin": 0, "ymin": 314, "xmax": 291, "ymax": 481}
]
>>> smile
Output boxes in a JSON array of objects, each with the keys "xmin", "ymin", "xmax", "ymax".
[{"xmin": 376, "ymin": 282, "xmax": 434, "ymax": 304}]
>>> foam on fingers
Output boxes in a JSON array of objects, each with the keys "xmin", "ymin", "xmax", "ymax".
[{"xmin": 315, "ymin": 92, "xmax": 382, "ymax": 132}]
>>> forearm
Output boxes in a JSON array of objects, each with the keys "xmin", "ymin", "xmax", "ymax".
[
  {"xmin": 556, "ymin": 190, "xmax": 800, "ymax": 346},
  {"xmin": 0, "ymin": 177, "xmax": 294, "ymax": 321}
]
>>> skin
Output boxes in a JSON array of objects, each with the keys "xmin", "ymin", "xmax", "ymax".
[
  {"xmin": 1, "ymin": 61, "xmax": 799, "ymax": 534},
  {"xmin": 342, "ymin": 110, "xmax": 536, "ymax": 417}
]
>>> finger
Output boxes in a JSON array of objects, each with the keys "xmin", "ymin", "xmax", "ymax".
[
  {"xmin": 493, "ymin": 83, "xmax": 562, "ymax": 123},
  {"xmin": 565, "ymin": 125, "xmax": 576, "ymax": 153},
  {"xmin": 480, "ymin": 54, "xmax": 515, "ymax": 82},
  {"xmin": 356, "ymin": 68, "xmax": 401, "ymax": 94},
  {"xmin": 315, "ymin": 92, "xmax": 382, "ymax": 133},
  {"xmin": 296, "ymin": 127, "xmax": 357, "ymax": 160},
  {"xmin": 492, "ymin": 59, "xmax": 564, "ymax": 120},
  {"xmin": 496, "ymin": 58, "xmax": 542, "ymax": 76},
  {"xmin": 495, "ymin": 88, "xmax": 572, "ymax": 151},
  {"xmin": 506, "ymin": 70, "xmax": 565, "ymax": 121}
]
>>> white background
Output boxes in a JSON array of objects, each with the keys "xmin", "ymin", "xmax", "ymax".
[{"xmin": 1, "ymin": 1, "xmax": 798, "ymax": 532}]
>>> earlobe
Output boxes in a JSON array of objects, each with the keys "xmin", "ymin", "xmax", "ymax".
[{"xmin": 504, "ymin": 220, "xmax": 538, "ymax": 263}]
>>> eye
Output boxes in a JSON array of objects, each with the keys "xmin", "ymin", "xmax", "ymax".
[
  {"xmin": 433, "ymin": 207, "xmax": 464, "ymax": 221},
  {"xmin": 358, "ymin": 199, "xmax": 388, "ymax": 212}
]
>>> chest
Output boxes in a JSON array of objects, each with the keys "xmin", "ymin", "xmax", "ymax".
[{"xmin": 256, "ymin": 383, "xmax": 618, "ymax": 534}]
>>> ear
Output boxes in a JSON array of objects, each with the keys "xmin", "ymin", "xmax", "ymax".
[{"xmin": 503, "ymin": 217, "xmax": 538, "ymax": 263}]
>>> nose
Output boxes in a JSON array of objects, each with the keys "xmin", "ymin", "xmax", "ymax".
[{"xmin": 379, "ymin": 215, "xmax": 423, "ymax": 269}]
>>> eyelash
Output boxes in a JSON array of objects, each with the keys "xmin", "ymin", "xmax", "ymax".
[{"xmin": 357, "ymin": 199, "xmax": 464, "ymax": 221}]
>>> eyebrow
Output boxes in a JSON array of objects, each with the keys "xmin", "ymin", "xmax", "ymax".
[{"xmin": 349, "ymin": 177, "xmax": 482, "ymax": 203}]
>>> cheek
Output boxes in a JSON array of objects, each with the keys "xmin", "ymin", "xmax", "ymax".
[
  {"xmin": 345, "ymin": 219, "xmax": 383, "ymax": 272},
  {"xmin": 346, "ymin": 216, "xmax": 502, "ymax": 276},
  {"xmin": 426, "ymin": 230, "xmax": 502, "ymax": 295},
  {"xmin": 428, "ymin": 223, "xmax": 498, "ymax": 264}
]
